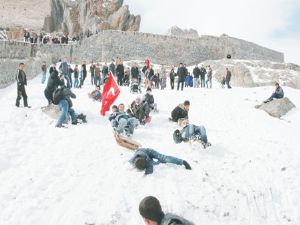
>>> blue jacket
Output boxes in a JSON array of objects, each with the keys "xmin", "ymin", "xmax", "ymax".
[
  {"xmin": 129, "ymin": 148, "xmax": 183, "ymax": 175},
  {"xmin": 275, "ymin": 86, "xmax": 284, "ymax": 98}
]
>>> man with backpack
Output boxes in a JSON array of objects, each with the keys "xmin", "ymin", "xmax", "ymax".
[
  {"xmin": 53, "ymin": 86, "xmax": 78, "ymax": 128},
  {"xmin": 139, "ymin": 196, "xmax": 194, "ymax": 225}
]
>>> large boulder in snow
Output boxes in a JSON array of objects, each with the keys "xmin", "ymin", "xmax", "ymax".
[
  {"xmin": 201, "ymin": 59, "xmax": 300, "ymax": 89},
  {"xmin": 256, "ymin": 97, "xmax": 295, "ymax": 118}
]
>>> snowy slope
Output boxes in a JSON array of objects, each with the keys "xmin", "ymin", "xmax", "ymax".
[{"xmin": 0, "ymin": 73, "xmax": 300, "ymax": 225}]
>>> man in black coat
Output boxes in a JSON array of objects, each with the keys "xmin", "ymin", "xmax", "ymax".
[
  {"xmin": 116, "ymin": 61, "xmax": 125, "ymax": 86},
  {"xmin": 169, "ymin": 67, "xmax": 176, "ymax": 90},
  {"xmin": 226, "ymin": 67, "xmax": 232, "ymax": 88},
  {"xmin": 171, "ymin": 100, "xmax": 190, "ymax": 122},
  {"xmin": 16, "ymin": 63, "xmax": 30, "ymax": 108},
  {"xmin": 176, "ymin": 63, "xmax": 187, "ymax": 91},
  {"xmin": 131, "ymin": 63, "xmax": 139, "ymax": 80},
  {"xmin": 193, "ymin": 65, "xmax": 201, "ymax": 88},
  {"xmin": 44, "ymin": 67, "xmax": 64, "ymax": 104},
  {"xmin": 199, "ymin": 64, "xmax": 207, "ymax": 88}
]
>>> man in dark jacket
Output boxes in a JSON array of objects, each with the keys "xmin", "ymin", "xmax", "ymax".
[
  {"xmin": 171, "ymin": 100, "xmax": 190, "ymax": 122},
  {"xmin": 130, "ymin": 96, "xmax": 151, "ymax": 125},
  {"xmin": 225, "ymin": 68, "xmax": 232, "ymax": 88},
  {"xmin": 139, "ymin": 196, "xmax": 195, "ymax": 225},
  {"xmin": 169, "ymin": 67, "xmax": 176, "ymax": 90},
  {"xmin": 44, "ymin": 67, "xmax": 64, "ymax": 104},
  {"xmin": 130, "ymin": 148, "xmax": 191, "ymax": 175},
  {"xmin": 81, "ymin": 62, "xmax": 87, "ymax": 85},
  {"xmin": 56, "ymin": 87, "xmax": 78, "ymax": 127},
  {"xmin": 177, "ymin": 63, "xmax": 187, "ymax": 91},
  {"xmin": 90, "ymin": 63, "xmax": 96, "ymax": 85},
  {"xmin": 199, "ymin": 64, "xmax": 207, "ymax": 88},
  {"xmin": 109, "ymin": 59, "xmax": 116, "ymax": 76},
  {"xmin": 131, "ymin": 63, "xmax": 139, "ymax": 80},
  {"xmin": 192, "ymin": 65, "xmax": 200, "ymax": 88},
  {"xmin": 264, "ymin": 82, "xmax": 284, "ymax": 103},
  {"xmin": 116, "ymin": 60, "xmax": 125, "ymax": 86},
  {"xmin": 16, "ymin": 63, "xmax": 30, "ymax": 108}
]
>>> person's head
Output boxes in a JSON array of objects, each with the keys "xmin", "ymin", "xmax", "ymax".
[
  {"xmin": 118, "ymin": 103, "xmax": 125, "ymax": 113},
  {"xmin": 139, "ymin": 196, "xmax": 164, "ymax": 225},
  {"xmin": 75, "ymin": 64, "xmax": 78, "ymax": 68},
  {"xmin": 173, "ymin": 129, "xmax": 183, "ymax": 144},
  {"xmin": 111, "ymin": 105, "xmax": 118, "ymax": 112},
  {"xmin": 134, "ymin": 156, "xmax": 146, "ymax": 170},
  {"xmin": 183, "ymin": 100, "xmax": 190, "ymax": 111},
  {"xmin": 19, "ymin": 63, "xmax": 25, "ymax": 70},
  {"xmin": 146, "ymin": 87, "xmax": 152, "ymax": 93},
  {"xmin": 179, "ymin": 63, "xmax": 183, "ymax": 67},
  {"xmin": 275, "ymin": 82, "xmax": 279, "ymax": 87},
  {"xmin": 135, "ymin": 96, "xmax": 142, "ymax": 104},
  {"xmin": 226, "ymin": 67, "xmax": 228, "ymax": 71}
]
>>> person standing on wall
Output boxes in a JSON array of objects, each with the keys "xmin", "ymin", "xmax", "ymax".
[{"xmin": 16, "ymin": 63, "xmax": 31, "ymax": 108}]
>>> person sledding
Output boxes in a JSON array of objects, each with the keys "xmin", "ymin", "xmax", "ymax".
[
  {"xmin": 109, "ymin": 103, "xmax": 139, "ymax": 137},
  {"xmin": 128, "ymin": 96, "xmax": 151, "ymax": 125},
  {"xmin": 129, "ymin": 148, "xmax": 192, "ymax": 175},
  {"xmin": 88, "ymin": 85, "xmax": 102, "ymax": 102},
  {"xmin": 170, "ymin": 100, "xmax": 190, "ymax": 122},
  {"xmin": 263, "ymin": 82, "xmax": 284, "ymax": 103},
  {"xmin": 142, "ymin": 87, "xmax": 158, "ymax": 112},
  {"xmin": 173, "ymin": 120, "xmax": 211, "ymax": 149}
]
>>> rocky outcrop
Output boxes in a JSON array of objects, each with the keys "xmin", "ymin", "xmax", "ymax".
[
  {"xmin": 201, "ymin": 59, "xmax": 300, "ymax": 89},
  {"xmin": 255, "ymin": 97, "xmax": 296, "ymax": 118},
  {"xmin": 167, "ymin": 26, "xmax": 199, "ymax": 38},
  {"xmin": 43, "ymin": 0, "xmax": 141, "ymax": 35}
]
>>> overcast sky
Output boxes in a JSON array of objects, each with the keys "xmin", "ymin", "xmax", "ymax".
[{"xmin": 124, "ymin": 0, "xmax": 300, "ymax": 65}]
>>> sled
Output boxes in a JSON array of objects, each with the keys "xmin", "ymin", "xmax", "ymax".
[{"xmin": 114, "ymin": 132, "xmax": 141, "ymax": 150}]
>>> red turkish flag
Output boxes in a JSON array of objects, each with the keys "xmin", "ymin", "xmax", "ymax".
[{"xmin": 100, "ymin": 72, "xmax": 120, "ymax": 116}]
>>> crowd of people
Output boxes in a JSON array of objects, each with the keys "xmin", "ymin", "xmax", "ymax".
[{"xmin": 14, "ymin": 56, "xmax": 286, "ymax": 224}]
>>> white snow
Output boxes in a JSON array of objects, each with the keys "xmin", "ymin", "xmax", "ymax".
[{"xmin": 0, "ymin": 72, "xmax": 300, "ymax": 225}]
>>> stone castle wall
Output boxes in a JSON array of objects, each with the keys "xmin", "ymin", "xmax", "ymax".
[{"xmin": 0, "ymin": 30, "xmax": 284, "ymax": 88}]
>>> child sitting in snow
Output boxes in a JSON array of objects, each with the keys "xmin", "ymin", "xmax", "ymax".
[
  {"xmin": 88, "ymin": 85, "xmax": 102, "ymax": 101},
  {"xmin": 129, "ymin": 148, "xmax": 191, "ymax": 175}
]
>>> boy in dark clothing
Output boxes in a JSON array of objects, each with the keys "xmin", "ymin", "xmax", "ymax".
[
  {"xmin": 139, "ymin": 196, "xmax": 195, "ymax": 225},
  {"xmin": 130, "ymin": 96, "xmax": 151, "ymax": 125},
  {"xmin": 169, "ymin": 68, "xmax": 176, "ymax": 90},
  {"xmin": 130, "ymin": 148, "xmax": 191, "ymax": 175},
  {"xmin": 143, "ymin": 87, "xmax": 157, "ymax": 112},
  {"xmin": 176, "ymin": 63, "xmax": 187, "ymax": 91},
  {"xmin": 225, "ymin": 68, "xmax": 232, "ymax": 88},
  {"xmin": 44, "ymin": 68, "xmax": 64, "ymax": 104},
  {"xmin": 170, "ymin": 100, "xmax": 190, "ymax": 122},
  {"xmin": 16, "ymin": 63, "xmax": 30, "ymax": 108},
  {"xmin": 264, "ymin": 82, "xmax": 284, "ymax": 103}
]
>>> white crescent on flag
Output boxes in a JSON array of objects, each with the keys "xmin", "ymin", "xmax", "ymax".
[{"xmin": 107, "ymin": 87, "xmax": 115, "ymax": 97}]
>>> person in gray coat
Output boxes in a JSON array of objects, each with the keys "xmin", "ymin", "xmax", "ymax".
[
  {"xmin": 139, "ymin": 196, "xmax": 195, "ymax": 225},
  {"xmin": 264, "ymin": 82, "xmax": 284, "ymax": 103},
  {"xmin": 225, "ymin": 67, "xmax": 232, "ymax": 88}
]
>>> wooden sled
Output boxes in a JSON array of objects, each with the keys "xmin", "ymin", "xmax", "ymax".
[{"xmin": 114, "ymin": 132, "xmax": 141, "ymax": 150}]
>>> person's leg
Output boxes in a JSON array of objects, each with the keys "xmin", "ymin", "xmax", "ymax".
[
  {"xmin": 210, "ymin": 78, "xmax": 212, "ymax": 88},
  {"xmin": 16, "ymin": 87, "xmax": 22, "ymax": 107},
  {"xmin": 181, "ymin": 81, "xmax": 184, "ymax": 91},
  {"xmin": 177, "ymin": 80, "xmax": 180, "ymax": 90},
  {"xmin": 42, "ymin": 72, "xmax": 46, "ymax": 84},
  {"xmin": 154, "ymin": 151, "xmax": 183, "ymax": 165},
  {"xmin": 198, "ymin": 126, "xmax": 208, "ymax": 143},
  {"xmin": 116, "ymin": 118, "xmax": 127, "ymax": 134},
  {"xmin": 22, "ymin": 86, "xmax": 28, "ymax": 107},
  {"xmin": 68, "ymin": 107, "xmax": 77, "ymax": 123},
  {"xmin": 64, "ymin": 74, "xmax": 71, "ymax": 88},
  {"xmin": 127, "ymin": 118, "xmax": 139, "ymax": 135},
  {"xmin": 56, "ymin": 100, "xmax": 68, "ymax": 127}
]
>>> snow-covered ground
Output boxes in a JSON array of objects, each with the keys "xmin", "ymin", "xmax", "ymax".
[{"xmin": 0, "ymin": 73, "xmax": 300, "ymax": 225}]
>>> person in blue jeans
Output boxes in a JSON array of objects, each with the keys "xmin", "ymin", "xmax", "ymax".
[
  {"xmin": 173, "ymin": 122, "xmax": 211, "ymax": 148},
  {"xmin": 264, "ymin": 82, "xmax": 284, "ymax": 103},
  {"xmin": 129, "ymin": 148, "xmax": 191, "ymax": 175},
  {"xmin": 56, "ymin": 87, "xmax": 78, "ymax": 127}
]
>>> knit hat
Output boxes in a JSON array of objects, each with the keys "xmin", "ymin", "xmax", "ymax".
[{"xmin": 139, "ymin": 196, "xmax": 165, "ymax": 223}]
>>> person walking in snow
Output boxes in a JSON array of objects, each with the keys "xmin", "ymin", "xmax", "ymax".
[
  {"xmin": 193, "ymin": 64, "xmax": 201, "ymax": 88},
  {"xmin": 177, "ymin": 63, "xmax": 187, "ymax": 91},
  {"xmin": 225, "ymin": 67, "xmax": 232, "ymax": 88},
  {"xmin": 200, "ymin": 64, "xmax": 207, "ymax": 88},
  {"xmin": 264, "ymin": 82, "xmax": 284, "ymax": 103},
  {"xmin": 130, "ymin": 148, "xmax": 192, "ymax": 175},
  {"xmin": 139, "ymin": 196, "xmax": 195, "ymax": 225},
  {"xmin": 16, "ymin": 63, "xmax": 30, "ymax": 108},
  {"xmin": 41, "ymin": 62, "xmax": 47, "ymax": 84},
  {"xmin": 206, "ymin": 65, "xmax": 212, "ymax": 88}
]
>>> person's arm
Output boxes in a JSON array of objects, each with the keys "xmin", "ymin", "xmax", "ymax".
[{"xmin": 145, "ymin": 161, "xmax": 154, "ymax": 175}]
